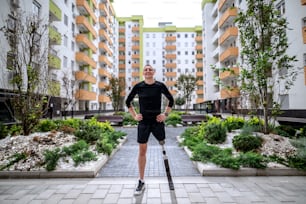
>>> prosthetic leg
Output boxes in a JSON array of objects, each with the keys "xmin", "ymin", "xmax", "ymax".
[{"xmin": 159, "ymin": 140, "xmax": 174, "ymax": 190}]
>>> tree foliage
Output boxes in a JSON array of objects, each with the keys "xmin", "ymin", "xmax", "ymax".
[
  {"xmin": 105, "ymin": 76, "xmax": 125, "ymax": 112},
  {"xmin": 0, "ymin": 11, "xmax": 50, "ymax": 135},
  {"xmin": 235, "ymin": 0, "xmax": 297, "ymax": 133},
  {"xmin": 175, "ymin": 74, "xmax": 197, "ymax": 113}
]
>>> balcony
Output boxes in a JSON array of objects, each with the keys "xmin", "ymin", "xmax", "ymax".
[
  {"xmin": 132, "ymin": 72, "xmax": 140, "ymax": 77},
  {"xmin": 165, "ymin": 36, "xmax": 176, "ymax": 42},
  {"xmin": 76, "ymin": 16, "xmax": 97, "ymax": 39},
  {"xmin": 119, "ymin": 38, "xmax": 126, "ymax": 43},
  {"xmin": 119, "ymin": 55, "xmax": 125, "ymax": 60},
  {"xmin": 75, "ymin": 71, "xmax": 97, "ymax": 84},
  {"xmin": 195, "ymin": 45, "xmax": 203, "ymax": 51},
  {"xmin": 218, "ymin": 0, "xmax": 226, "ymax": 11},
  {"xmin": 219, "ymin": 27, "xmax": 238, "ymax": 45},
  {"xmin": 49, "ymin": 26, "xmax": 61, "ymax": 45},
  {"xmin": 99, "ymin": 16, "xmax": 108, "ymax": 29},
  {"xmin": 196, "ymin": 54, "xmax": 203, "ymax": 59},
  {"xmin": 195, "ymin": 36, "xmax": 202, "ymax": 42},
  {"xmin": 119, "ymin": 72, "xmax": 125, "ymax": 77},
  {"xmin": 164, "ymin": 72, "xmax": 177, "ymax": 77},
  {"xmin": 196, "ymin": 80, "xmax": 203, "ymax": 86},
  {"xmin": 76, "ymin": 0, "xmax": 97, "ymax": 24},
  {"xmin": 99, "ymin": 42, "xmax": 112, "ymax": 56},
  {"xmin": 99, "ymin": 68, "xmax": 111, "ymax": 78},
  {"xmin": 98, "ymin": 95, "xmax": 111, "ymax": 103},
  {"xmin": 302, "ymin": 0, "xmax": 306, "ymax": 5},
  {"xmin": 196, "ymin": 62, "xmax": 203, "ymax": 68},
  {"xmin": 99, "ymin": 3, "xmax": 108, "ymax": 16},
  {"xmin": 75, "ymin": 90, "xmax": 96, "ymax": 101},
  {"xmin": 99, "ymin": 55, "xmax": 112, "ymax": 67},
  {"xmin": 220, "ymin": 47, "xmax": 238, "ymax": 62},
  {"xmin": 131, "ymin": 54, "xmax": 140, "ymax": 59},
  {"xmin": 49, "ymin": 0, "xmax": 61, "ymax": 22},
  {"xmin": 196, "ymin": 72, "xmax": 203, "ymax": 77},
  {"xmin": 75, "ymin": 52, "xmax": 97, "ymax": 68},
  {"xmin": 48, "ymin": 81, "xmax": 60, "ymax": 96},
  {"xmin": 170, "ymin": 90, "xmax": 177, "ymax": 95},
  {"xmin": 196, "ymin": 89, "xmax": 204, "ymax": 95},
  {"xmin": 132, "ymin": 45, "xmax": 140, "ymax": 51},
  {"xmin": 132, "ymin": 27, "xmax": 139, "ymax": 32},
  {"xmin": 99, "ymin": 29, "xmax": 111, "ymax": 43},
  {"xmin": 196, "ymin": 98, "xmax": 204, "ymax": 104},
  {"xmin": 219, "ymin": 67, "xmax": 239, "ymax": 80},
  {"xmin": 132, "ymin": 63, "xmax": 140, "ymax": 68},
  {"xmin": 98, "ymin": 81, "xmax": 107, "ymax": 89},
  {"xmin": 164, "ymin": 45, "xmax": 176, "ymax": 50},
  {"xmin": 48, "ymin": 53, "xmax": 61, "ymax": 69},
  {"xmin": 219, "ymin": 7, "xmax": 237, "ymax": 28},
  {"xmin": 166, "ymin": 81, "xmax": 176, "ymax": 86},
  {"xmin": 76, "ymin": 34, "xmax": 97, "ymax": 53},
  {"xmin": 164, "ymin": 54, "xmax": 176, "ymax": 59},
  {"xmin": 119, "ymin": 28, "xmax": 125, "ymax": 33},
  {"xmin": 165, "ymin": 63, "xmax": 177, "ymax": 68},
  {"xmin": 220, "ymin": 87, "xmax": 240, "ymax": 99},
  {"xmin": 119, "ymin": 46, "xmax": 125, "ymax": 51},
  {"xmin": 132, "ymin": 36, "xmax": 140, "ymax": 41}
]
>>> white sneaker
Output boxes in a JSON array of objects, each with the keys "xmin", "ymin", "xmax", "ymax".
[{"xmin": 134, "ymin": 180, "xmax": 145, "ymax": 196}]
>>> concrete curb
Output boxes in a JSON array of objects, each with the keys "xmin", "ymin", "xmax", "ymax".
[
  {"xmin": 180, "ymin": 137, "xmax": 306, "ymax": 176},
  {"xmin": 0, "ymin": 136, "xmax": 128, "ymax": 179}
]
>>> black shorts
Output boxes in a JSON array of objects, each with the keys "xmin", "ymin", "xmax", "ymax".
[{"xmin": 137, "ymin": 121, "xmax": 165, "ymax": 144}]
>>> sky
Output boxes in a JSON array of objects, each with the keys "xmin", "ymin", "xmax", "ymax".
[{"xmin": 112, "ymin": 0, "xmax": 203, "ymax": 27}]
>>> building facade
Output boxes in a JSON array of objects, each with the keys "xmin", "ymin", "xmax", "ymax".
[{"xmin": 201, "ymin": 0, "xmax": 306, "ymax": 115}]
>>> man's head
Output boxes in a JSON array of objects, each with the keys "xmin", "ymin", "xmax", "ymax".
[{"xmin": 143, "ymin": 64, "xmax": 155, "ymax": 80}]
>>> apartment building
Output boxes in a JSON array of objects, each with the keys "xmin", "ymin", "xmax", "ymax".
[
  {"xmin": 201, "ymin": 0, "xmax": 306, "ymax": 115},
  {"xmin": 117, "ymin": 17, "xmax": 204, "ymax": 110},
  {"xmin": 0, "ymin": 0, "xmax": 118, "ymax": 120}
]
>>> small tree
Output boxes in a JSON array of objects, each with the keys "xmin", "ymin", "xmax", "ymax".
[
  {"xmin": 175, "ymin": 74, "xmax": 197, "ymax": 113},
  {"xmin": 105, "ymin": 75, "xmax": 125, "ymax": 113},
  {"xmin": 0, "ymin": 11, "xmax": 50, "ymax": 135},
  {"xmin": 235, "ymin": 0, "xmax": 297, "ymax": 133}
]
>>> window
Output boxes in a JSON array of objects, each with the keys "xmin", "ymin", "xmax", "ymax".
[
  {"xmin": 71, "ymin": 60, "xmax": 74, "ymax": 70},
  {"xmin": 72, "ymin": 23, "xmax": 75, "ymax": 36},
  {"xmin": 185, "ymin": 51, "xmax": 188, "ymax": 55},
  {"xmin": 6, "ymin": 51, "xmax": 15, "ymax": 70},
  {"xmin": 32, "ymin": 0, "xmax": 41, "ymax": 16},
  {"xmin": 64, "ymin": 35, "xmax": 68, "ymax": 47},
  {"xmin": 303, "ymin": 53, "xmax": 306, "ymax": 66},
  {"xmin": 63, "ymin": 56, "xmax": 68, "ymax": 68},
  {"xmin": 185, "ymin": 34, "xmax": 188, "ymax": 38},
  {"xmin": 276, "ymin": 0, "xmax": 285, "ymax": 15},
  {"xmin": 64, "ymin": 14, "xmax": 68, "ymax": 26},
  {"xmin": 71, "ymin": 41, "xmax": 75, "ymax": 51}
]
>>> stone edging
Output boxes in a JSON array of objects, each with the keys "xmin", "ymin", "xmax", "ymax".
[
  {"xmin": 178, "ymin": 136, "xmax": 306, "ymax": 176},
  {"xmin": 0, "ymin": 136, "xmax": 128, "ymax": 179}
]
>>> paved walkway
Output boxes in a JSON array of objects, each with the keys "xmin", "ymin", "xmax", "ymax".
[
  {"xmin": 97, "ymin": 127, "xmax": 200, "ymax": 177},
  {"xmin": 1, "ymin": 127, "xmax": 306, "ymax": 203}
]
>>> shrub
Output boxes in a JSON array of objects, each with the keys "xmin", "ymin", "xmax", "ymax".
[
  {"xmin": 223, "ymin": 116, "xmax": 245, "ymax": 132},
  {"xmin": 191, "ymin": 143, "xmax": 221, "ymax": 162},
  {"xmin": 180, "ymin": 126, "xmax": 203, "ymax": 150},
  {"xmin": 123, "ymin": 113, "xmax": 138, "ymax": 126},
  {"xmin": 43, "ymin": 148, "xmax": 61, "ymax": 171},
  {"xmin": 165, "ymin": 112, "xmax": 181, "ymax": 126},
  {"xmin": 273, "ymin": 125, "xmax": 296, "ymax": 138},
  {"xmin": 204, "ymin": 122, "xmax": 227, "ymax": 144},
  {"xmin": 36, "ymin": 119, "xmax": 57, "ymax": 132},
  {"xmin": 232, "ymin": 134, "xmax": 262, "ymax": 152},
  {"xmin": 238, "ymin": 152, "xmax": 268, "ymax": 169}
]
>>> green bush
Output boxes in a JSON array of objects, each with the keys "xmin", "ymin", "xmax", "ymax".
[
  {"xmin": 211, "ymin": 148, "xmax": 240, "ymax": 170},
  {"xmin": 123, "ymin": 113, "xmax": 138, "ymax": 126},
  {"xmin": 180, "ymin": 126, "xmax": 203, "ymax": 150},
  {"xmin": 273, "ymin": 125, "xmax": 296, "ymax": 138},
  {"xmin": 165, "ymin": 112, "xmax": 181, "ymax": 126},
  {"xmin": 96, "ymin": 138, "xmax": 114, "ymax": 155},
  {"xmin": 204, "ymin": 122, "xmax": 227, "ymax": 144},
  {"xmin": 191, "ymin": 142, "xmax": 222, "ymax": 162},
  {"xmin": 36, "ymin": 119, "xmax": 57, "ymax": 132},
  {"xmin": 8, "ymin": 124, "xmax": 22, "ymax": 136},
  {"xmin": 223, "ymin": 116, "xmax": 245, "ymax": 132},
  {"xmin": 232, "ymin": 134, "xmax": 262, "ymax": 152},
  {"xmin": 43, "ymin": 148, "xmax": 61, "ymax": 171},
  {"xmin": 238, "ymin": 152, "xmax": 268, "ymax": 169}
]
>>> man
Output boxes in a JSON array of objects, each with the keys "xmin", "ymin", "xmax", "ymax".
[{"xmin": 125, "ymin": 64, "xmax": 174, "ymax": 195}]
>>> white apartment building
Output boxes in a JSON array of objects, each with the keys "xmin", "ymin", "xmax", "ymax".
[
  {"xmin": 0, "ymin": 0, "xmax": 118, "ymax": 120},
  {"xmin": 201, "ymin": 0, "xmax": 306, "ymax": 116},
  {"xmin": 117, "ymin": 17, "xmax": 204, "ymax": 110}
]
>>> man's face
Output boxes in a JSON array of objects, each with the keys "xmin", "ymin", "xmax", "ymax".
[{"xmin": 143, "ymin": 66, "xmax": 155, "ymax": 79}]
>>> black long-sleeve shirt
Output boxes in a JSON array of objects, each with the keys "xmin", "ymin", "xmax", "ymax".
[{"xmin": 125, "ymin": 81, "xmax": 174, "ymax": 120}]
